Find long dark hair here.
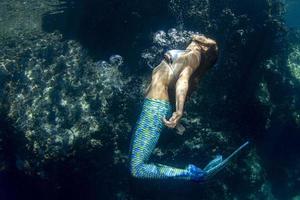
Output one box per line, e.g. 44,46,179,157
187,43,219,96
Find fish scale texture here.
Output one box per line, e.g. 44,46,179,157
130,98,205,180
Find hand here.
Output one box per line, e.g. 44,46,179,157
163,111,183,128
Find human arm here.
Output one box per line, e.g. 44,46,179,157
163,66,194,128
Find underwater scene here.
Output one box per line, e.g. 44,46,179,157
1,0,300,199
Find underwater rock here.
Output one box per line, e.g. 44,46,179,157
0,0,59,39
0,31,133,176
288,41,300,81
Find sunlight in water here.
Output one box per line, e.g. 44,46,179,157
285,0,300,28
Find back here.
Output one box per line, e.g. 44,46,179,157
145,49,201,100
153,50,200,85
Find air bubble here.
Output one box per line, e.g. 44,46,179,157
109,55,123,66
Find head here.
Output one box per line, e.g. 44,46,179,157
186,35,219,96
190,34,219,69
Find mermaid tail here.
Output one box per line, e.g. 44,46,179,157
203,141,249,179
130,98,191,179
130,98,206,180
203,155,223,172
184,141,249,182
185,164,206,181
129,98,249,181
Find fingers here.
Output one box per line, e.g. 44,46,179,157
163,111,183,128
163,117,175,128
162,117,170,125
162,117,177,128
169,112,180,121
169,114,180,123
168,116,176,122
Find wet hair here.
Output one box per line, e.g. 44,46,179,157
200,43,218,69
189,34,218,69
187,37,218,96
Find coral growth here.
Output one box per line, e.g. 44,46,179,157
0,31,132,175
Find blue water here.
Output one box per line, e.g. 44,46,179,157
285,0,300,28
1,0,300,199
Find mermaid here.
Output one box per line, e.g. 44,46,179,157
129,34,249,181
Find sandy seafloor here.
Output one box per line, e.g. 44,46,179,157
1,0,300,199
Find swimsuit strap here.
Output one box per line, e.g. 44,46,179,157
166,62,175,75
164,49,190,76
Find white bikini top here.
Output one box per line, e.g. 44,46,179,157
164,49,189,75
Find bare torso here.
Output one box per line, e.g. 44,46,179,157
143,35,218,128
146,47,202,101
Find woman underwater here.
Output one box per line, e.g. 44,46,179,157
129,34,249,181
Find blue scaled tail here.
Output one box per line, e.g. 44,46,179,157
130,98,192,180
129,98,249,181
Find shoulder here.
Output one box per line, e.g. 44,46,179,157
178,65,194,79
182,50,201,70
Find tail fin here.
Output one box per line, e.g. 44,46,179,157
204,141,249,179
